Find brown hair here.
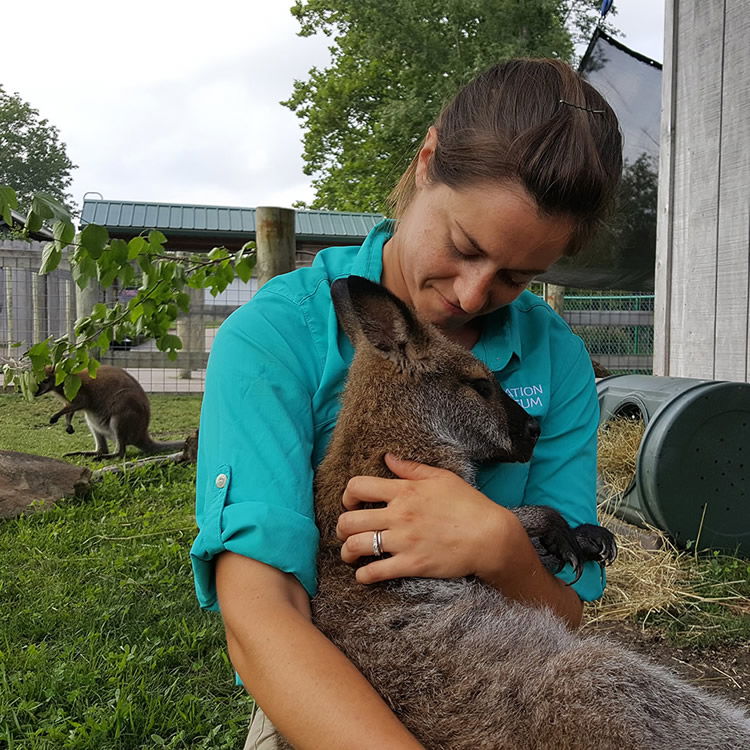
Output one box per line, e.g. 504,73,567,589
387,59,623,255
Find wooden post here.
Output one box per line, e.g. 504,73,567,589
32,273,47,343
255,207,296,288
176,285,205,379
4,268,13,348
75,279,102,342
544,283,566,317
66,278,76,344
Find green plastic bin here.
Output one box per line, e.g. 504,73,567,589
596,374,750,554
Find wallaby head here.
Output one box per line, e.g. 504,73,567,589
33,365,60,399
327,276,540,484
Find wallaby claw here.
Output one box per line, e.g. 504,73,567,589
513,505,584,581
574,524,618,567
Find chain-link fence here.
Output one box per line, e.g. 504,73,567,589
564,292,654,375
2,240,655,392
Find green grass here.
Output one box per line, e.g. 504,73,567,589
0,393,201,459
0,393,251,749
1,391,748,746
650,550,750,648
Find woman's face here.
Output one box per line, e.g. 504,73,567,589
382,133,575,337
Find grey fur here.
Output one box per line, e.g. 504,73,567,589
276,277,750,749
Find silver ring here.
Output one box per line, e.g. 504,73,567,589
372,529,384,558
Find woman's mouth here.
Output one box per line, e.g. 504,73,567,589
435,289,464,315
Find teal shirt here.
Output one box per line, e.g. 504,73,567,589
191,220,605,609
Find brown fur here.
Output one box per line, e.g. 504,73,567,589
35,365,185,459
274,277,750,749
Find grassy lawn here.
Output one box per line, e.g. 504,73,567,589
1,391,748,746
0,393,252,749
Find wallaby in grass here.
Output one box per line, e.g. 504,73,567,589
274,276,750,750
34,365,186,459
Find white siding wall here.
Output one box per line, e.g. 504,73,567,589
654,0,750,381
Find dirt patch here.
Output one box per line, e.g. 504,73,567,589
584,619,750,708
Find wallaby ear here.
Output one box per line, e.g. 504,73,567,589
330,276,431,372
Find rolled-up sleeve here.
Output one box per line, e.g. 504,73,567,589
191,288,322,610
524,340,605,602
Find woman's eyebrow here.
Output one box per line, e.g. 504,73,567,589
455,221,547,275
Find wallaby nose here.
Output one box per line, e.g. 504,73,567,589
525,417,541,444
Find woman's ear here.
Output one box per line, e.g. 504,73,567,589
415,126,438,189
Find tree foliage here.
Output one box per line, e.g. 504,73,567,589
285,0,611,212
0,187,255,400
0,86,76,213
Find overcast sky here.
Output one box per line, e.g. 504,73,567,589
1,0,665,212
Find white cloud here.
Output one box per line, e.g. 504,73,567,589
2,0,664,212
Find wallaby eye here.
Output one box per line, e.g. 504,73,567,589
467,378,494,400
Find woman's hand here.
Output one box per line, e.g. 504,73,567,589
336,453,520,585
335,453,584,628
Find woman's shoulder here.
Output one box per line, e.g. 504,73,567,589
509,291,589,374
266,245,361,297
225,244,361,324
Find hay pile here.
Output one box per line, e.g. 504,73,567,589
587,415,688,624
597,415,645,500
585,515,686,624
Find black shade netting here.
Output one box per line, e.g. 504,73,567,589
537,29,662,292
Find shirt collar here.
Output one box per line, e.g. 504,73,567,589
348,218,523,373
472,303,523,374
350,218,394,282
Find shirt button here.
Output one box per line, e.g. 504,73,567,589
215,473,227,489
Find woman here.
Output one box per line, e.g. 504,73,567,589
192,58,623,749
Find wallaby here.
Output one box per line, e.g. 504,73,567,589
274,276,750,749
34,365,186,459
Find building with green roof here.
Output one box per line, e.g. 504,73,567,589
81,198,384,267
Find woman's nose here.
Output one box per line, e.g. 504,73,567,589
455,271,495,314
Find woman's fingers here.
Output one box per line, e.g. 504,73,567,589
336,508,389,541
342,462,450,510
341,530,391,564
341,475,408,509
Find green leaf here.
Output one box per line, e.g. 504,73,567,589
87,357,101,378
95,330,111,350
26,209,43,233
109,238,129,264
63,373,82,401
127,236,147,260
52,219,75,247
207,247,229,261
0,185,18,227
40,243,62,274
31,193,70,222
148,229,167,245
235,256,256,283
27,338,51,373
80,223,109,259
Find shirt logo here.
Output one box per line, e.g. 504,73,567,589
505,384,544,410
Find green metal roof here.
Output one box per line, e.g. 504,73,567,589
80,199,384,243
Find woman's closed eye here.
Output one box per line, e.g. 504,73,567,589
497,270,533,289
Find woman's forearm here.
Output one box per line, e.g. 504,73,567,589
216,552,423,750
476,509,584,628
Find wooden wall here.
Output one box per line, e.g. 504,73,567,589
654,0,750,381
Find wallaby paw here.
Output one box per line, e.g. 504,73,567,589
65,425,75,434
512,505,584,582
49,415,59,425
574,523,618,567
